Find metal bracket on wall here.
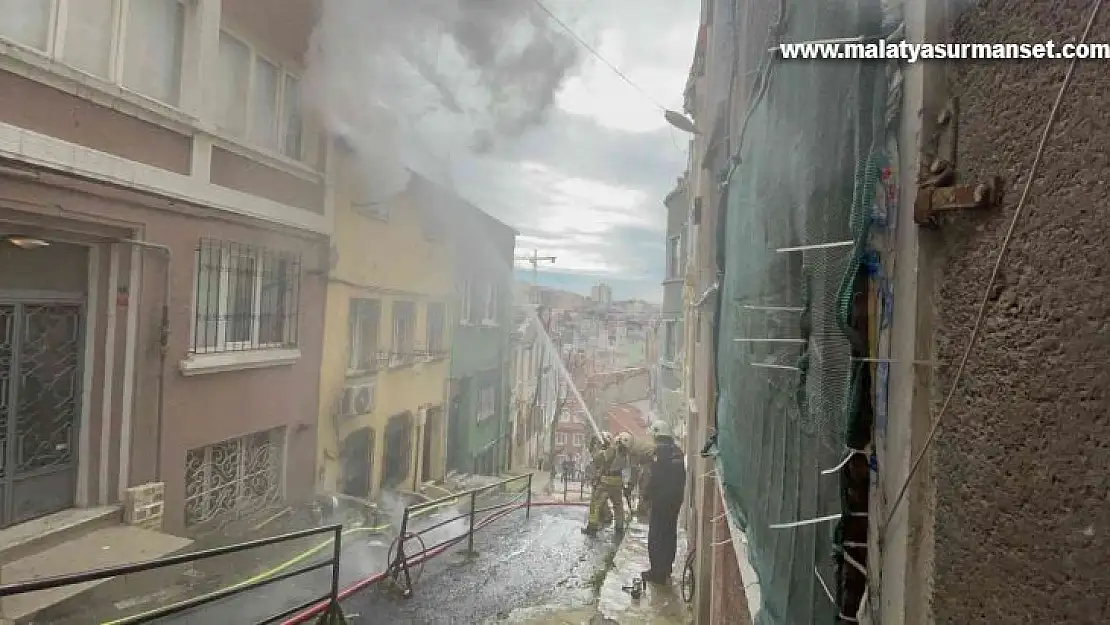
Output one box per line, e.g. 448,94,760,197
914,97,1004,227
914,175,1004,227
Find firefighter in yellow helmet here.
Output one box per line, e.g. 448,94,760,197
582,431,632,535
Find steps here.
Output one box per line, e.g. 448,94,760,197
0,508,192,623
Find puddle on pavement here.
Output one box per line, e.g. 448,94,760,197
597,521,692,625
492,519,691,625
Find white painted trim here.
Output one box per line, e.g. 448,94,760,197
0,121,331,235
99,243,120,506
76,244,100,508
118,244,141,497
178,348,301,376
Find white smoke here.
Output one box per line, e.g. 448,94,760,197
304,0,587,204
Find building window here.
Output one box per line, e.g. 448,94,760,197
348,298,381,372
191,239,301,354
555,432,567,446
391,300,416,365
426,302,446,355
666,235,682,279
63,0,116,78
216,31,250,135
573,433,584,447
663,320,678,363
122,0,184,104
461,279,482,324
382,412,413,488
1,0,184,104
184,427,286,528
478,385,495,421
282,74,303,159
483,283,499,324
215,29,304,159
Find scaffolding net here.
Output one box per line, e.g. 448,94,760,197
713,0,890,623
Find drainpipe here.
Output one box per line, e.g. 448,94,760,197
114,238,171,483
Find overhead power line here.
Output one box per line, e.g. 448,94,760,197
529,0,669,112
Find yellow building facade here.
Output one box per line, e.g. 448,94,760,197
316,150,454,500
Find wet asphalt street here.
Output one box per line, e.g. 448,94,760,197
151,504,614,625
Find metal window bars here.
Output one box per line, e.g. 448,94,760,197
192,239,301,354
184,427,286,529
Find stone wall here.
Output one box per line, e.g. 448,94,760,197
930,2,1110,622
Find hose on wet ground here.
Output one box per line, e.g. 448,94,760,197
280,500,591,625
100,490,466,625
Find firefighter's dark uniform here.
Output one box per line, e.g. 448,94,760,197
641,434,686,582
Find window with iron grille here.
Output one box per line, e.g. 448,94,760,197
426,302,446,354
184,427,286,528
348,298,382,372
192,239,300,353
391,300,416,365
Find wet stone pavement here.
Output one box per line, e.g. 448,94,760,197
500,519,692,625
344,506,616,624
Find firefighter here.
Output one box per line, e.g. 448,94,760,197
586,433,613,525
629,437,655,517
641,420,686,583
582,431,631,535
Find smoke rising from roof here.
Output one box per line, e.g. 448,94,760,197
304,0,585,203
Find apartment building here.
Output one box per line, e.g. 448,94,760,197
446,198,517,476
658,176,688,433
507,314,542,472
681,0,761,621
0,0,330,536
314,164,456,501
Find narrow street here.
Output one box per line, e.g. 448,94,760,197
340,506,614,624
143,505,613,625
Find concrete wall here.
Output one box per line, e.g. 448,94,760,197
925,3,1110,623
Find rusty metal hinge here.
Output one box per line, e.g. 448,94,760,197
914,98,1004,227
914,174,1004,227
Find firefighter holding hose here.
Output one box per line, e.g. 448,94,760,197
582,431,632,536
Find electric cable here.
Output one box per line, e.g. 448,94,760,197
528,0,670,113
879,0,1103,538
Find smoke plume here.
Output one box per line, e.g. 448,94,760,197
304,0,585,203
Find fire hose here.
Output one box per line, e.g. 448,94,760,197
280,499,590,625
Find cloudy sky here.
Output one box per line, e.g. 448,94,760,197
311,0,699,302
467,1,699,302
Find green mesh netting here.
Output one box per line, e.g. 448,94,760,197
713,0,887,622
